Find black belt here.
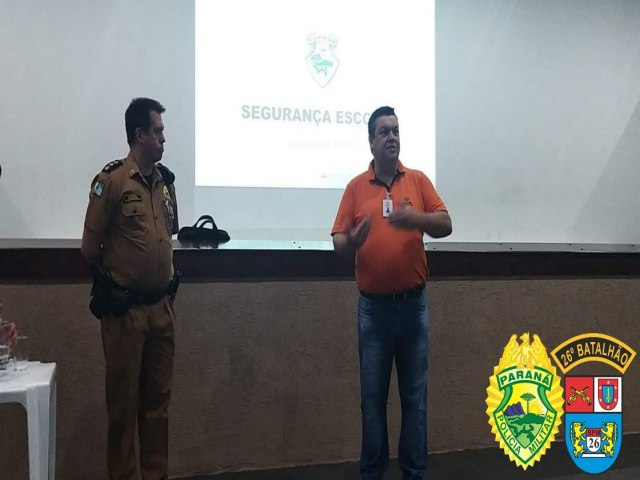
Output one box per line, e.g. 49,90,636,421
360,283,425,302
129,288,169,306
127,274,180,306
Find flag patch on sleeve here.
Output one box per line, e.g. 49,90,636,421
92,181,105,197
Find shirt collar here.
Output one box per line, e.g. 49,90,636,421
124,151,161,182
367,159,406,181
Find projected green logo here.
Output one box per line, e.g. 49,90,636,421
306,34,339,88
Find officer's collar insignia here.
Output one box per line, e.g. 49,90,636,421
122,191,143,203
486,332,564,470
128,168,136,177
92,181,105,197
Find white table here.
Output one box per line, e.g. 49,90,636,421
0,362,57,480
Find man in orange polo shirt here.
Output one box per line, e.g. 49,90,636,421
332,106,452,480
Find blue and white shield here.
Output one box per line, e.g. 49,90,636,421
565,413,621,474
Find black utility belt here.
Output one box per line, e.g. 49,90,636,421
123,287,169,306
360,283,425,302
120,273,181,306
89,272,181,319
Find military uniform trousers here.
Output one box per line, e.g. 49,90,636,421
101,297,176,480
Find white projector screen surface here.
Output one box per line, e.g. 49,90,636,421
1,0,639,246
195,0,436,190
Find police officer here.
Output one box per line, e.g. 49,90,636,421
81,97,179,480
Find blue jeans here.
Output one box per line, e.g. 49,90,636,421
358,290,429,480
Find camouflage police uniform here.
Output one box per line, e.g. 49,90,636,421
83,151,179,480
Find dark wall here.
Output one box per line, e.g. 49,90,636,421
1,276,638,479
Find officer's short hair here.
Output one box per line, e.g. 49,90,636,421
368,106,396,137
125,98,166,146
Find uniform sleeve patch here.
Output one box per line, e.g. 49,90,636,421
92,181,105,197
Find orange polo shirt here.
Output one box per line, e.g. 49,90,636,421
332,160,446,294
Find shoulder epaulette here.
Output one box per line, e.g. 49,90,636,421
102,159,124,173
157,163,175,185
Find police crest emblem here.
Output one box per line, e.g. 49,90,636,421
486,333,564,470
305,34,339,88
551,333,636,474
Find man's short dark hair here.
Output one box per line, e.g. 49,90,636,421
368,106,396,137
125,97,166,146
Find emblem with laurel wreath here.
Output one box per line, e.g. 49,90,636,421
486,333,564,470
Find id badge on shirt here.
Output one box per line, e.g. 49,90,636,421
382,195,393,218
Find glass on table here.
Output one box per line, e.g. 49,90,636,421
13,335,28,372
